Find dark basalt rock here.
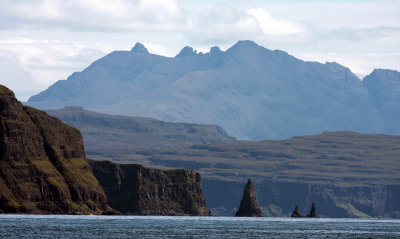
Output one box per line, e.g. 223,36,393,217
89,160,211,216
291,205,302,217
235,179,262,217
307,203,317,217
291,203,317,218
0,85,110,214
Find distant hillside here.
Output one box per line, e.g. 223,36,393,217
46,106,235,154
92,131,400,186
27,41,400,140
90,131,400,218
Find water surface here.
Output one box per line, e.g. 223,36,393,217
1,215,399,238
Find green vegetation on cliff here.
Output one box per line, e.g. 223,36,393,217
0,85,9,95
0,85,109,214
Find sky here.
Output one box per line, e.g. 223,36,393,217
0,0,399,101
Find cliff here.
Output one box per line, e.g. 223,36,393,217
0,85,109,214
113,131,400,217
89,160,211,216
235,179,262,217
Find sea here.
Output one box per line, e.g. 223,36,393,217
0,215,399,239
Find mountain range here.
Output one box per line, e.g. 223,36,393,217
26,40,400,140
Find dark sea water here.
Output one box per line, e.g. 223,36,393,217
0,215,399,239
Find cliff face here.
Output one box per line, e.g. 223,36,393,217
109,131,400,217
0,85,109,214
89,160,211,216
235,179,262,217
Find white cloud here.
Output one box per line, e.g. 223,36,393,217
247,8,301,36
0,38,106,100
0,50,42,100
294,51,400,77
143,43,176,57
0,0,188,32
0,0,399,100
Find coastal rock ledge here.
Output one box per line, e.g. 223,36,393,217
235,179,262,217
89,160,212,216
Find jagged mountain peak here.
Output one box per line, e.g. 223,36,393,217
227,40,262,52
233,40,259,48
365,68,400,79
176,46,197,58
363,68,400,84
25,41,400,140
210,46,222,54
131,42,149,54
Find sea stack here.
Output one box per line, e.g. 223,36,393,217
291,205,302,217
235,179,262,217
307,203,317,217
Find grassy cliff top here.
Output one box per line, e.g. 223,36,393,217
0,85,11,95
91,131,400,187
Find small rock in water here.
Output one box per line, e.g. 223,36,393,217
307,202,317,217
291,205,302,217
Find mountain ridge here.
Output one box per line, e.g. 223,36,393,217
26,40,400,140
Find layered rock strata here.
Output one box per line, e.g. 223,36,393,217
0,85,109,214
89,160,211,216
